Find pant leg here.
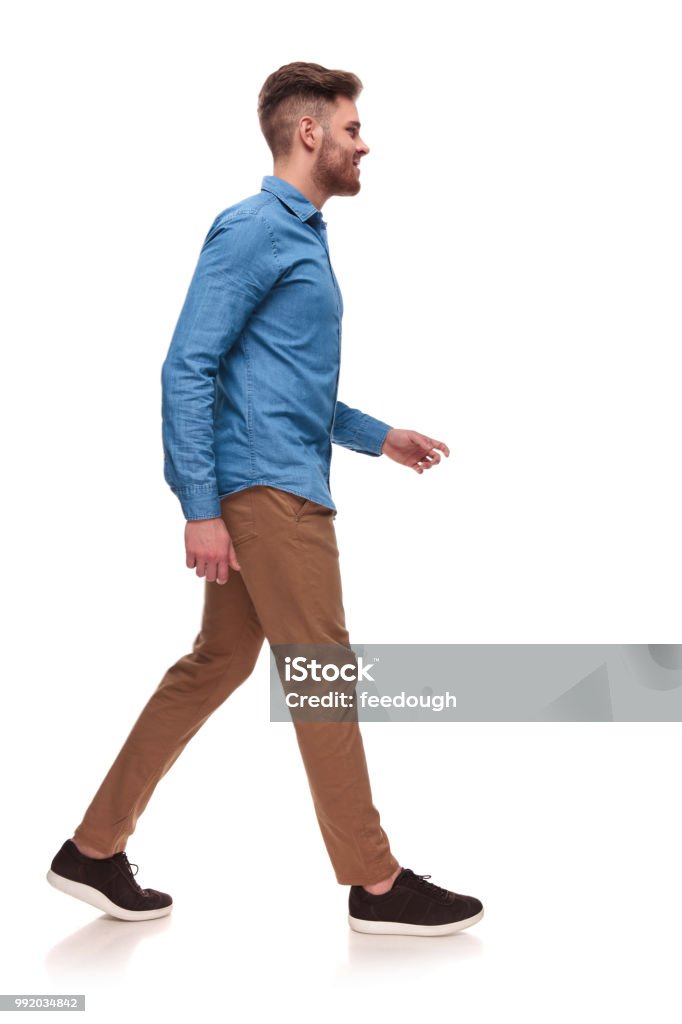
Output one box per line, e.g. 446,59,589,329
230,485,400,886
73,521,265,857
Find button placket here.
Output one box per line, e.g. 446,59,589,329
313,217,343,434
307,212,343,450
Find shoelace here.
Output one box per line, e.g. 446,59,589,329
408,872,451,900
116,851,144,893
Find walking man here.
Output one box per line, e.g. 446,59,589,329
47,61,484,936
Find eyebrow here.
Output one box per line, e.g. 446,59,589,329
346,120,361,129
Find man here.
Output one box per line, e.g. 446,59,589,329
47,61,484,936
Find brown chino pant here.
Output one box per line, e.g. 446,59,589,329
73,485,400,886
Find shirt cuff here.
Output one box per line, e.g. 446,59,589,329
358,416,393,456
176,491,222,521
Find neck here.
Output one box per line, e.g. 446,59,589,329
272,164,326,211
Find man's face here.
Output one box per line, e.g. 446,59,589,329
311,95,370,198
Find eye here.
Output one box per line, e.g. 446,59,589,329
347,128,357,137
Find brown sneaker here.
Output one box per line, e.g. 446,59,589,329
47,839,172,921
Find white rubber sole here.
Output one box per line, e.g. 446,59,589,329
46,869,173,922
348,907,484,936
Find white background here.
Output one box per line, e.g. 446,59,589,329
1,1,680,1021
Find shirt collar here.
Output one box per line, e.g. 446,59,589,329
260,175,323,225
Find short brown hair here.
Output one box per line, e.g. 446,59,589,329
258,61,363,160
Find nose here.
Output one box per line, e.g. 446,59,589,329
358,136,370,157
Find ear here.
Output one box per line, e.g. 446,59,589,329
298,115,321,153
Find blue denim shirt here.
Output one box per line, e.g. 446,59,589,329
161,175,393,521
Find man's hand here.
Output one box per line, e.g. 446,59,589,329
381,428,450,473
184,516,240,585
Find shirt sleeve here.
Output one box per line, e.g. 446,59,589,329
331,400,393,456
161,211,282,520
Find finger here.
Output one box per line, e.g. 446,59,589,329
228,544,241,572
418,437,449,458
196,559,207,579
216,558,230,585
204,559,219,584
186,551,197,569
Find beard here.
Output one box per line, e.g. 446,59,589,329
311,129,360,198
